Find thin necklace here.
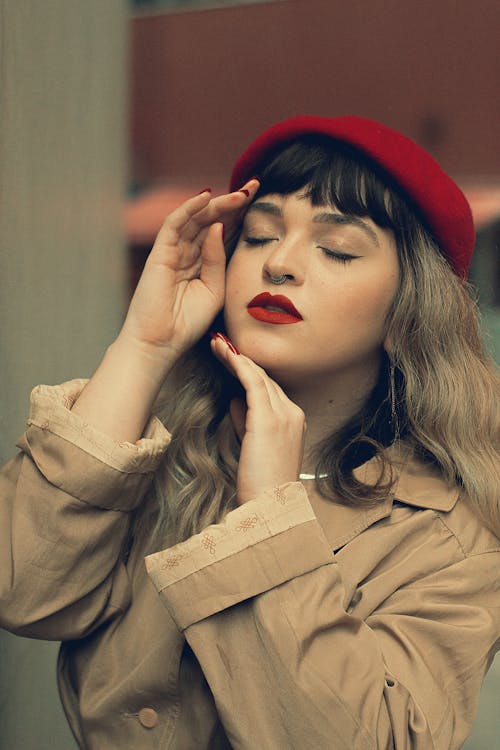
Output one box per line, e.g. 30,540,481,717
299,472,329,480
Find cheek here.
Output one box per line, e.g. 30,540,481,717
355,274,399,335
225,247,245,284
223,256,249,328
225,247,260,296
321,269,399,338
359,273,397,309
224,260,241,308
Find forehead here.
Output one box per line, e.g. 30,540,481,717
244,192,382,247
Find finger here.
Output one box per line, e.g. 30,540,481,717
202,178,260,220
210,334,284,398
155,190,213,246
181,179,260,243
229,397,247,442
152,179,259,260
216,179,261,244
210,337,277,412
199,223,226,302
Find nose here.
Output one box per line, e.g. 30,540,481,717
262,237,305,285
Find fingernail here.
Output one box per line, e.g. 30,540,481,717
238,189,250,197
197,187,212,195
250,176,260,182
210,331,240,355
222,335,240,355
210,331,228,346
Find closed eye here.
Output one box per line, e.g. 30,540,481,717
319,246,359,264
243,236,278,246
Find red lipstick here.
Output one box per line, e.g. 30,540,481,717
247,292,303,325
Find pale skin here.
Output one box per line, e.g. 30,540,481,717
72,181,399,505
71,182,259,450
224,191,400,470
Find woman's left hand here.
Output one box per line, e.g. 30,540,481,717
211,334,306,504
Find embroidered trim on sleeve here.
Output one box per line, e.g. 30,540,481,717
26,380,171,473
145,483,316,590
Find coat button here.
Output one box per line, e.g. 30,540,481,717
138,707,159,728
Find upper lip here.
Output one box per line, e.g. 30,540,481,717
247,292,303,319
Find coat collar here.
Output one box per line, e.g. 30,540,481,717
307,446,460,551
354,446,460,512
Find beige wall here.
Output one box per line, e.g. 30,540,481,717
0,2,127,747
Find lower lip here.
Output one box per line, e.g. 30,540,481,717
247,307,302,325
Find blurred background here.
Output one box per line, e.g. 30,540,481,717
0,1,498,747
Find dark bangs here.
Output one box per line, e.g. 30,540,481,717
253,135,420,239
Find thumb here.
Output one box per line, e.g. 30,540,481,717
199,222,226,300
229,397,247,443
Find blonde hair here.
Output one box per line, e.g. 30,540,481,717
132,348,240,550
132,140,499,552
388,226,499,531
314,222,499,534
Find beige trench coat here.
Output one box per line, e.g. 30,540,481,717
0,379,498,749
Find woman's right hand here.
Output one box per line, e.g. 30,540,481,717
70,180,259,444
117,179,259,373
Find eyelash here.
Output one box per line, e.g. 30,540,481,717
243,236,356,264
318,247,356,264
243,236,271,245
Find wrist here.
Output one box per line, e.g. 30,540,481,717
111,332,180,383
70,336,175,444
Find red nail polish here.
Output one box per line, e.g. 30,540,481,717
197,187,212,195
238,189,250,197
212,332,227,345
222,334,240,355
210,331,240,355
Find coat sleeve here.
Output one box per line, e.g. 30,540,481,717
145,483,500,750
0,379,170,641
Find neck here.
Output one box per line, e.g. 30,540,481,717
284,363,380,475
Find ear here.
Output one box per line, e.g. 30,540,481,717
383,332,394,356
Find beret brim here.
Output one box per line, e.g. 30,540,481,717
229,115,475,278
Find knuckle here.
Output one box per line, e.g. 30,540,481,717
254,378,267,392
291,404,305,422
279,410,305,433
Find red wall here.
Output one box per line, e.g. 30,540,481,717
130,0,500,186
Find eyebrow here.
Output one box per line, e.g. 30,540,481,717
313,212,379,247
246,201,380,247
245,201,282,218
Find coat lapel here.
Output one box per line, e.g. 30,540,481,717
306,446,460,551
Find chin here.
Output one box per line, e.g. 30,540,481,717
240,342,305,387
231,330,280,363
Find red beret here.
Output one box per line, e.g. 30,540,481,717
229,115,475,278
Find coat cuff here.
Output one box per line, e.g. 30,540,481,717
15,379,171,511
145,483,334,630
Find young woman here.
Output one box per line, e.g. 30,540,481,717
1,115,498,749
